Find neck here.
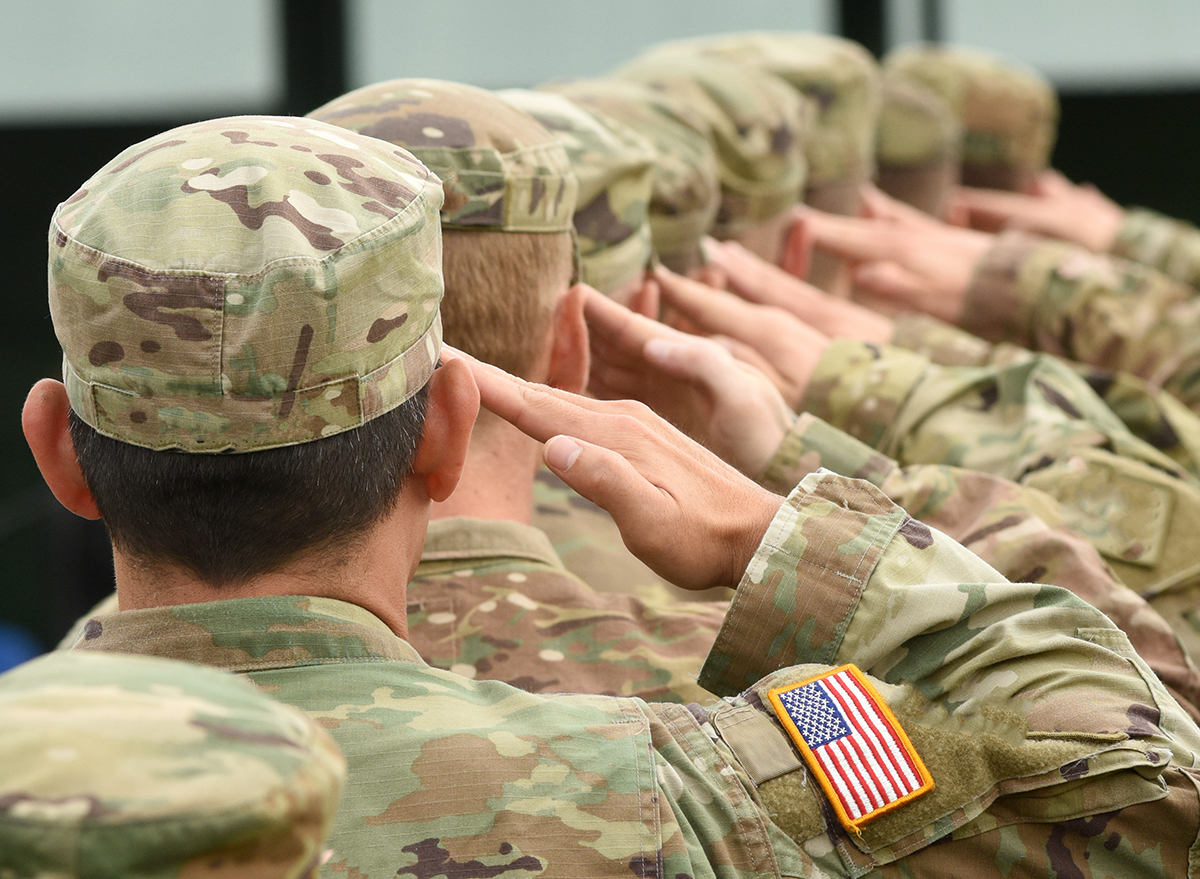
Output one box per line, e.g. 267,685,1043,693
113,482,431,639
431,417,540,524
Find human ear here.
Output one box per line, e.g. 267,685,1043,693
22,379,101,519
546,283,590,396
410,358,480,503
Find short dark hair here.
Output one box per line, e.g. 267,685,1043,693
68,387,428,587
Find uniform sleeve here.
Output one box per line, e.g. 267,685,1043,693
959,231,1200,412
889,314,1200,482
1112,206,1200,290
754,419,1200,722
801,338,1191,485
797,338,1200,665
689,470,1200,877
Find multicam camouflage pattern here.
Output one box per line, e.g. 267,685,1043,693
1112,206,1200,289
308,80,577,233
874,74,962,218
613,54,811,237
632,32,882,193
68,469,1200,878
963,230,1200,413
884,43,1058,191
760,412,1200,723
0,650,345,879
50,116,444,453
890,311,1200,481
802,338,1200,663
496,89,655,296
407,517,725,703
540,78,721,272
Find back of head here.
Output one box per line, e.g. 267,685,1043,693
632,31,882,217
498,88,655,299
541,77,721,275
52,116,445,584
614,53,812,239
884,43,1059,191
875,74,963,218
0,650,345,878
307,80,578,375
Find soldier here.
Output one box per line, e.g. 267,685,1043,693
307,80,725,699
0,650,344,878
28,115,1200,877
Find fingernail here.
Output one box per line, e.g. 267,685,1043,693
546,435,582,471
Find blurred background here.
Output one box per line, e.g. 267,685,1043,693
2,0,1198,657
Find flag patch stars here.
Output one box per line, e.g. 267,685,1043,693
768,664,933,832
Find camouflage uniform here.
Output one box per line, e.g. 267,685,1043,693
803,338,1200,660
890,311,1200,481
1112,207,1200,289
0,650,345,878
942,231,1200,415
49,117,1200,879
70,470,1200,879
539,77,721,273
407,516,726,703
758,412,1200,724
883,44,1058,192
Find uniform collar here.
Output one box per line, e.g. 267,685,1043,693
421,517,565,570
69,595,423,671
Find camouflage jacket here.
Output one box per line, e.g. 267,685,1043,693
407,516,726,703
891,311,1200,481
69,471,1200,878
760,412,1200,723
954,230,1200,413
1113,207,1200,291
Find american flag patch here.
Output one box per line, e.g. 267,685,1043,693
767,664,933,832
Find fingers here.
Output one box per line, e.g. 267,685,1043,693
859,184,934,227
797,206,905,263
465,353,615,444
653,264,780,343
952,186,1030,225
643,333,738,399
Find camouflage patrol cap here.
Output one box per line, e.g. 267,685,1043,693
632,32,881,198
884,44,1059,191
50,116,445,454
874,74,962,218
308,79,577,233
0,650,345,879
614,54,811,238
497,88,655,296
541,78,720,273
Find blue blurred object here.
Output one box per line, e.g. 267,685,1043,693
0,622,43,671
